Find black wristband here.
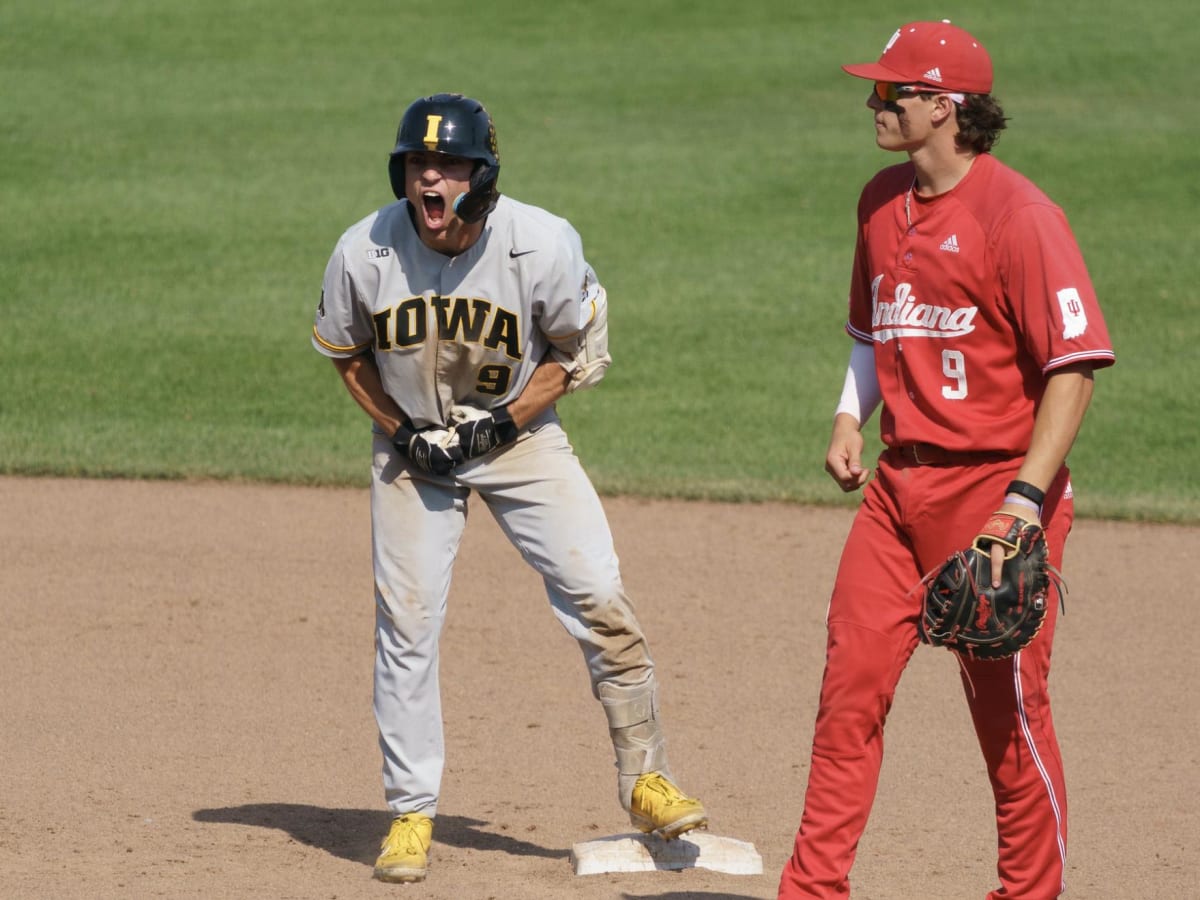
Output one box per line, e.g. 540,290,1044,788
491,405,519,445
391,422,416,454
1005,479,1045,507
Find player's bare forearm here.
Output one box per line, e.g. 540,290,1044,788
989,364,1096,585
825,413,870,492
506,355,571,429
331,354,407,435
1009,362,1096,499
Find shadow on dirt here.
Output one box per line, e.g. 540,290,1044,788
193,803,570,865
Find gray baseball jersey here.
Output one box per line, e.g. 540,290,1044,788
312,195,602,427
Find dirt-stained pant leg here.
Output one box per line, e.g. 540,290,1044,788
458,412,666,810
370,432,471,818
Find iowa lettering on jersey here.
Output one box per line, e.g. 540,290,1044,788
371,295,522,360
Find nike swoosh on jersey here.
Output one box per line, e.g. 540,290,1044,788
509,249,537,258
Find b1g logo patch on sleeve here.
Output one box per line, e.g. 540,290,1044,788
1057,287,1088,339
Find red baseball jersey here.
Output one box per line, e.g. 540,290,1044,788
846,152,1115,453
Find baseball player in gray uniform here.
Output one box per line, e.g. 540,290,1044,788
312,92,707,884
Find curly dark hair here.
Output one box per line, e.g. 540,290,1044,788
952,94,1008,153
911,90,1008,153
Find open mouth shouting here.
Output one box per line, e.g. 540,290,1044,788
403,150,478,252
421,190,448,230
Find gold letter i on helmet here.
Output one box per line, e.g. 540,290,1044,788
422,115,443,149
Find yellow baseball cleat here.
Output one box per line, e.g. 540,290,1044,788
373,813,433,883
629,772,708,840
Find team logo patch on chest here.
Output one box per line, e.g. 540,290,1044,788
870,276,978,343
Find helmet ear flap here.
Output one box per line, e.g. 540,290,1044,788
388,153,407,202
452,161,500,224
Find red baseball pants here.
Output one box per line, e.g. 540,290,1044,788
778,452,1073,899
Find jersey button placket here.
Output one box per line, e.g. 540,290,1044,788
897,227,916,270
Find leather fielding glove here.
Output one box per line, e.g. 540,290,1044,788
392,423,464,476
916,512,1065,660
453,405,519,460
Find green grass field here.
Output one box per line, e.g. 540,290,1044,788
2,0,1196,521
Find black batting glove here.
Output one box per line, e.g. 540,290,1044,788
454,405,519,460
392,423,464,476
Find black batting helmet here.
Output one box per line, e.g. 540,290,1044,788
388,93,500,224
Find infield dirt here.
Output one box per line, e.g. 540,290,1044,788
1,476,1194,899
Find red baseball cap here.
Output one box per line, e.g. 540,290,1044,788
842,20,993,94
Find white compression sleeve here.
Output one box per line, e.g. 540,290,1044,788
834,341,881,425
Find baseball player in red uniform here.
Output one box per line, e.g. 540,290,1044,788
777,22,1115,899
312,93,706,884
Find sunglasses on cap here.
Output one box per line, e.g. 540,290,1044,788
874,81,966,104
